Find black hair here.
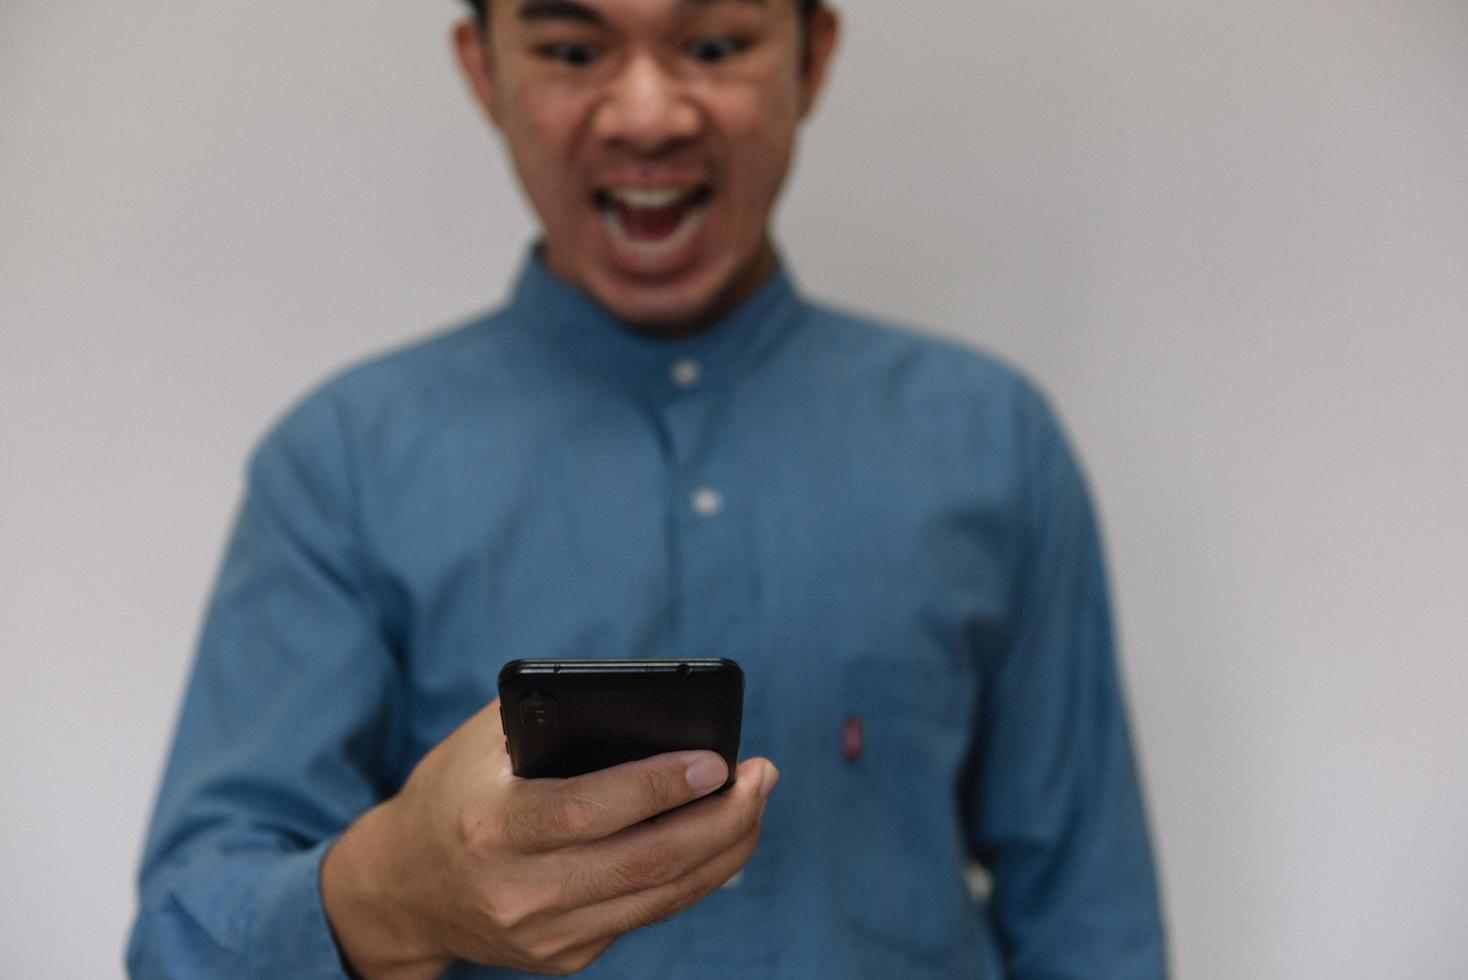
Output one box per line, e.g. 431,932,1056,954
462,0,822,22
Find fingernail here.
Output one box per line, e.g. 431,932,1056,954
759,764,779,800
685,756,727,793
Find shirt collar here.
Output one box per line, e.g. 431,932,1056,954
507,244,805,395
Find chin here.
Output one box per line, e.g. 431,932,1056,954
591,270,730,335
602,293,718,335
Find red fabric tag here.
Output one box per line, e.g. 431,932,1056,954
842,715,864,761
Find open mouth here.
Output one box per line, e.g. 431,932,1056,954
595,184,714,263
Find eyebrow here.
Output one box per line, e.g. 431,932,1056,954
519,1,603,25
518,0,765,25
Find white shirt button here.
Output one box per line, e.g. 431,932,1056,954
690,487,724,517
670,357,702,388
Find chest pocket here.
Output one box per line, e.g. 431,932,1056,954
832,656,979,962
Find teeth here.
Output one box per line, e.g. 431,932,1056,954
601,199,708,260
603,186,698,209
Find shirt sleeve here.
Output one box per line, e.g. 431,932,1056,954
128,388,399,979
965,383,1168,979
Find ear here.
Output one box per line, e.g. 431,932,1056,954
453,17,503,128
797,6,841,120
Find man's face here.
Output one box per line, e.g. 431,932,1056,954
455,0,839,333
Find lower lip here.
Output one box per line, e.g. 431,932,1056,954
597,199,712,279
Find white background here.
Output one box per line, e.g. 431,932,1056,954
3,1,1466,976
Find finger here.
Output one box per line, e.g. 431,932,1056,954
538,935,617,977
501,750,735,852
556,799,765,943
553,758,771,906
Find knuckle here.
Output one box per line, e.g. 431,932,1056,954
618,843,680,891
615,877,704,935
541,794,599,844
522,934,571,966
551,944,607,975
469,880,546,933
505,793,601,852
621,892,683,934
455,806,500,856
608,906,654,937
567,856,640,905
637,765,678,809
475,888,530,933
560,857,602,902
586,859,649,899
499,805,540,852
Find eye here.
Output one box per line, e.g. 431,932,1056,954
535,41,603,67
684,36,749,64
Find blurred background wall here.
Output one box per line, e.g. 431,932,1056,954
2,0,1465,975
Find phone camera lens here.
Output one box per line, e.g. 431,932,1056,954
519,694,560,729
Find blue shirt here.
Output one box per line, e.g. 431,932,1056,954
129,249,1166,978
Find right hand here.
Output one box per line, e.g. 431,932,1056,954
321,697,779,979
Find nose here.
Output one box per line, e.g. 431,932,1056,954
592,53,702,153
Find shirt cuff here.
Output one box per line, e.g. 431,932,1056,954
248,835,353,979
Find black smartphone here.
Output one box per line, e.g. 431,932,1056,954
498,658,744,790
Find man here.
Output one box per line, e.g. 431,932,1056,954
129,0,1166,976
